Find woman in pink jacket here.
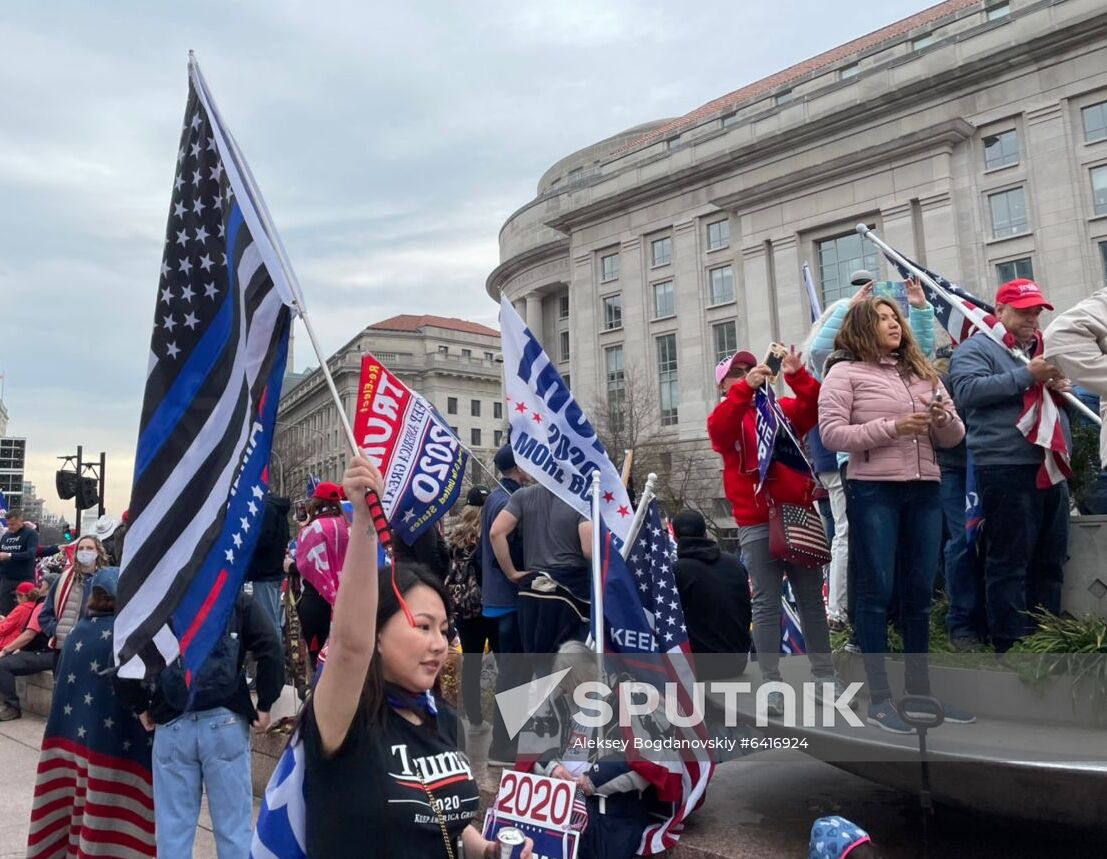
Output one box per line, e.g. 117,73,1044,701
818,298,971,734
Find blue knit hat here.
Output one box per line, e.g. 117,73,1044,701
91,566,120,600
809,816,871,859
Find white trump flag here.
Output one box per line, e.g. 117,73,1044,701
499,296,635,543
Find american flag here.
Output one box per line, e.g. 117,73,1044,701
883,253,996,345
599,500,714,855
114,57,296,681
780,581,807,655
883,251,1069,486
28,615,155,858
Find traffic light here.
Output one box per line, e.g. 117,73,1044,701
56,469,78,500
76,476,99,510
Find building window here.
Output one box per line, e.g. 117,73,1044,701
988,187,1029,238
912,33,935,51
449,425,459,437
568,167,583,182
558,294,570,319
839,62,860,80
651,236,673,268
1099,241,1107,284
601,253,620,282
775,90,794,106
471,428,482,447
438,345,449,355
1082,102,1107,143
1092,165,1107,216
706,219,730,251
713,321,738,364
447,397,458,415
605,345,626,434
652,280,675,318
657,334,679,427
983,129,1019,170
461,348,472,358
602,294,622,330
493,401,502,420
986,3,1010,21
708,265,735,305
484,351,494,360
996,257,1034,285
494,430,503,447
817,231,881,304
562,373,570,390
559,330,570,362
471,399,481,417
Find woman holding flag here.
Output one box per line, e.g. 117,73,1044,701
818,297,972,734
707,346,840,717
301,456,532,859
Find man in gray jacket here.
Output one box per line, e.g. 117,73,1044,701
950,278,1071,653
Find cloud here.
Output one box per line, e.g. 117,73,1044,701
1,0,930,516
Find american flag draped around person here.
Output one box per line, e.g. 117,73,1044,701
598,499,714,855
114,56,298,682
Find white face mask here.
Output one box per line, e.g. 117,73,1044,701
76,549,98,567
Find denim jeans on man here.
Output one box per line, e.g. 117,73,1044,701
975,464,1068,652
848,480,942,704
153,707,253,858
939,466,987,642
488,610,524,760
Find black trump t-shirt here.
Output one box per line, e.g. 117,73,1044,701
303,697,480,858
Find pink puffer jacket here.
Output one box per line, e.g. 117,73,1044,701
818,355,964,482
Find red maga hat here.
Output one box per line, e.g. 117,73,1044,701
312,481,346,503
996,278,1053,311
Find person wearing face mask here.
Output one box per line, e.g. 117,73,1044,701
38,535,108,653
820,298,970,734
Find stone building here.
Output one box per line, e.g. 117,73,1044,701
486,0,1107,533
275,315,503,498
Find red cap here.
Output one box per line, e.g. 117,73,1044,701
312,481,346,503
715,350,759,385
996,278,1053,311
15,582,36,596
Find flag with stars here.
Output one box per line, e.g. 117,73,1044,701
29,613,155,858
883,253,996,345
499,296,635,542
597,500,714,855
114,56,296,682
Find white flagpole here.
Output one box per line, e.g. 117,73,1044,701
857,224,1101,426
590,471,604,657
620,473,658,560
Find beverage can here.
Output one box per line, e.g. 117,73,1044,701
497,826,526,859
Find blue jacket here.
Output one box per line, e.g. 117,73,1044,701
806,426,839,474
0,527,39,582
480,478,523,611
949,334,1072,467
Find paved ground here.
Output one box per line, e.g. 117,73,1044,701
0,713,258,859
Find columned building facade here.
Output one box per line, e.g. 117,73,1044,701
276,315,503,499
487,0,1107,531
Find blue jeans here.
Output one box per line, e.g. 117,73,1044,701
939,467,987,642
847,480,942,705
153,707,253,859
251,578,284,649
975,465,1068,651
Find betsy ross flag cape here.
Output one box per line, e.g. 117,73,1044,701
114,56,297,682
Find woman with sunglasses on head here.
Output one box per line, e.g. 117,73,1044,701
302,456,532,859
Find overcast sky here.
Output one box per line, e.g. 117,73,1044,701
1,0,931,519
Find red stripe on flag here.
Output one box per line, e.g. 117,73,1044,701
179,567,229,654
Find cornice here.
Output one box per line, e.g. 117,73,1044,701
485,238,571,300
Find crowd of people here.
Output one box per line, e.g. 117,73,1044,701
4,271,1107,857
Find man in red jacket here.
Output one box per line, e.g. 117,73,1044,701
707,347,840,717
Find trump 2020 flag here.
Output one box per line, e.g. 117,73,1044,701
353,353,467,544
500,297,634,542
114,56,296,681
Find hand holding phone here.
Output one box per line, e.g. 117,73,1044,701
763,342,787,378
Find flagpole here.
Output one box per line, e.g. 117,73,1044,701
590,471,604,657
857,224,1101,426
620,473,658,561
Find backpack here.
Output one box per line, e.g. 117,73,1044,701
160,606,243,712
445,543,482,621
